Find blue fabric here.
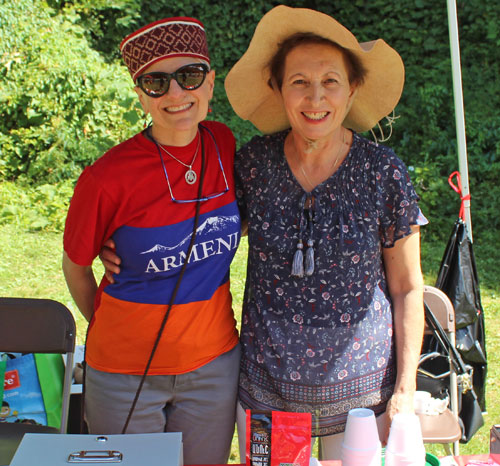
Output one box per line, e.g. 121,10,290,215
106,203,240,305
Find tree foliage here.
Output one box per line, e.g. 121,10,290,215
0,0,141,183
1,0,499,244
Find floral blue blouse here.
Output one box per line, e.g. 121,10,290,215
234,130,427,436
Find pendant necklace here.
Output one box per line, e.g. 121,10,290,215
298,128,346,191
157,132,201,185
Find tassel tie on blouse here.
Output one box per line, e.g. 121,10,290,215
291,193,316,277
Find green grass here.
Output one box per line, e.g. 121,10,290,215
0,223,498,459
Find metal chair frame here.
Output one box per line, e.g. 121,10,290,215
419,285,461,456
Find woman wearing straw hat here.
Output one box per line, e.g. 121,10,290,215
225,5,427,459
62,17,241,464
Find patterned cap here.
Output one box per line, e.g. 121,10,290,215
120,17,210,81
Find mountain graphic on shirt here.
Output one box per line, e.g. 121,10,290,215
140,215,239,254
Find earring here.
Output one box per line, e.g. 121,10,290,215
143,113,152,128
208,105,213,114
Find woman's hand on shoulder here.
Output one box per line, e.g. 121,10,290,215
241,219,248,237
99,238,121,283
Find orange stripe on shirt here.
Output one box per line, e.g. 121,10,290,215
85,281,238,375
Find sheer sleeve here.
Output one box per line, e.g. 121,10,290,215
374,150,428,248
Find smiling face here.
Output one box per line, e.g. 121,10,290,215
136,56,215,145
279,43,356,144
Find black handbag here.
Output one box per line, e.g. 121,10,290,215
459,387,484,443
418,304,484,443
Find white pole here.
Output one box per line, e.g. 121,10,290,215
446,0,473,240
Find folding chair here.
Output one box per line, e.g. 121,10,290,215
0,298,76,465
417,285,461,456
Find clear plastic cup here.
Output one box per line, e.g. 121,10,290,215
342,408,381,450
341,408,382,466
385,413,426,466
341,444,382,466
385,449,426,466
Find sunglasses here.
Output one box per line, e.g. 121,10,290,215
136,63,209,98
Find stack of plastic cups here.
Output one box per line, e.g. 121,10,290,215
341,408,381,466
385,413,426,466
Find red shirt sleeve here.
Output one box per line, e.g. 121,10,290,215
63,166,117,266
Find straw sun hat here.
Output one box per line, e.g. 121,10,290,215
224,5,405,134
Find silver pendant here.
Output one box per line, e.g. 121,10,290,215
185,169,197,184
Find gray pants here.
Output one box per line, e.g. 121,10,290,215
85,344,240,465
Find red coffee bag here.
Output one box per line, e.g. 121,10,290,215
246,410,312,466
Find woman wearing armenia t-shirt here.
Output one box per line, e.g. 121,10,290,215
62,17,240,465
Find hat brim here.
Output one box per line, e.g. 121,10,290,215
224,5,405,134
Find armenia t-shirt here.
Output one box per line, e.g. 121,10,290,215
64,121,240,375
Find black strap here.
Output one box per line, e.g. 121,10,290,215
424,303,468,376
121,127,207,433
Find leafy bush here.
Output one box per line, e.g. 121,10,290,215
0,180,73,232
0,0,142,184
